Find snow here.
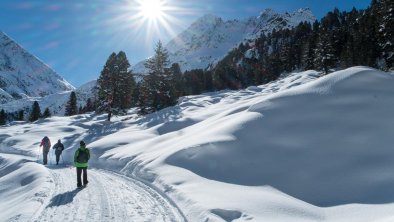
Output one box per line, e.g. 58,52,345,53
244,48,259,59
1,79,96,116
133,8,316,75
0,87,13,104
0,154,51,221
0,32,74,101
2,67,394,221
33,167,185,221
0,31,88,115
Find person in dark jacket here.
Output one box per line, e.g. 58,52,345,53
74,140,90,188
52,139,64,165
40,136,51,165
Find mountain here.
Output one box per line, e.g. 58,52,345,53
0,32,94,116
133,8,316,74
0,32,74,103
1,80,96,116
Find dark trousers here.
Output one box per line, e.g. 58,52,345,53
76,167,88,186
43,151,48,165
55,154,61,164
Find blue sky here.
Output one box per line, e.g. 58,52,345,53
0,0,371,87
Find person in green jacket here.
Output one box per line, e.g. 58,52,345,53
74,140,90,188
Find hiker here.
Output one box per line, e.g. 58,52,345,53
52,139,64,165
74,140,90,188
40,136,51,165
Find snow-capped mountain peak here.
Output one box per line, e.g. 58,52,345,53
195,14,223,25
133,8,316,74
0,31,74,104
258,8,277,18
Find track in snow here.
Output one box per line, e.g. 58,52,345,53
31,166,186,222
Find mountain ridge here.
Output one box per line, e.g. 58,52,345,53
132,8,316,74
0,31,74,103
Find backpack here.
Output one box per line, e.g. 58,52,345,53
42,137,51,151
56,144,63,151
77,149,89,163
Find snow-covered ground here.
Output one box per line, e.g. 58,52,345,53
1,80,96,116
2,67,394,221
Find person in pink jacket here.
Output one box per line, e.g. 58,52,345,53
40,136,51,165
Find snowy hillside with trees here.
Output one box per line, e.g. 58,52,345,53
0,0,393,221
0,31,87,118
1,0,391,123
1,80,96,117
133,8,316,74
2,67,394,221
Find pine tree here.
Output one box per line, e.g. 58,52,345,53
96,52,136,112
78,105,83,114
139,41,172,113
17,110,24,121
116,51,135,109
84,98,94,112
184,69,206,94
0,109,6,125
97,53,117,112
138,76,154,114
29,101,41,122
169,63,184,99
377,0,394,70
43,108,51,118
65,91,78,116
203,70,214,92
314,32,337,74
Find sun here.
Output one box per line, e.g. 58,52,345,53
107,0,194,49
139,0,164,20
127,0,182,40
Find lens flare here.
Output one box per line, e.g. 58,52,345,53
80,0,198,59
108,0,192,49
139,0,164,20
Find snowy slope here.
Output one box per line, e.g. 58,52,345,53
3,67,394,221
0,32,74,102
133,8,316,74
1,80,96,116
0,154,50,221
0,87,13,103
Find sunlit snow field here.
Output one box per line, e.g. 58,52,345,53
2,67,394,221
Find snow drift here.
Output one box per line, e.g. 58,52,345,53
0,154,51,221
2,67,394,221
168,67,394,207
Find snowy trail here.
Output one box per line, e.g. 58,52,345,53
31,166,186,222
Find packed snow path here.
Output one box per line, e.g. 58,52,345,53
31,166,186,222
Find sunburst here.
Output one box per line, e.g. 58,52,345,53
98,0,197,56
138,0,165,21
